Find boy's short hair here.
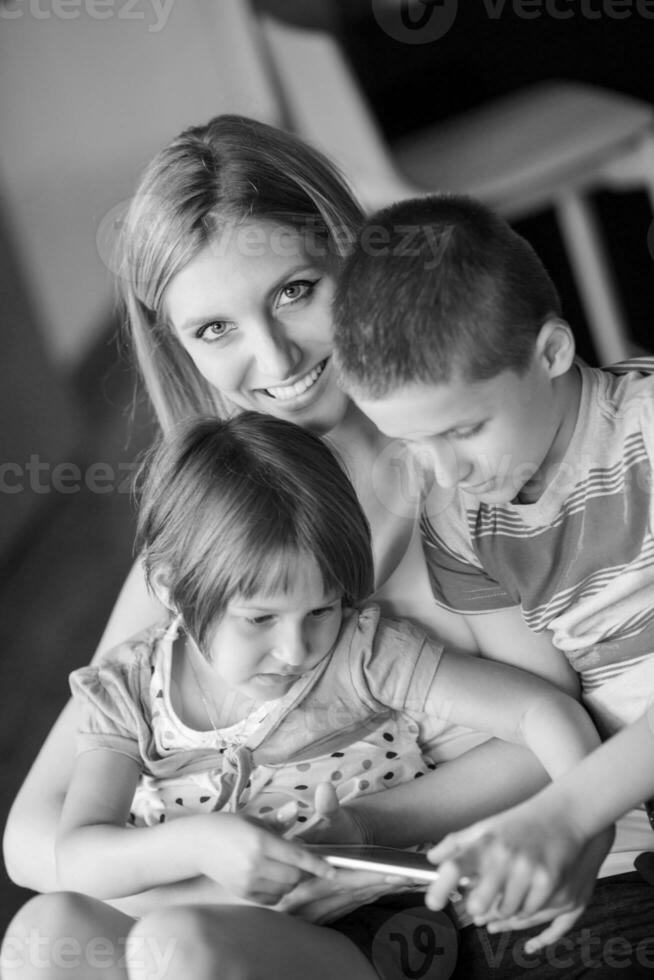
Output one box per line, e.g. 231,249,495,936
135,413,373,653
333,195,562,399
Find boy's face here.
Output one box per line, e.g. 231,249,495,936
357,355,575,505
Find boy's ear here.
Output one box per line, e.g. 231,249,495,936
535,317,576,378
148,566,177,613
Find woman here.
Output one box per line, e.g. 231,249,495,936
3,115,646,980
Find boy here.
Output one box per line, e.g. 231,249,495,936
332,194,654,947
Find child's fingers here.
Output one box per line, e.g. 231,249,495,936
277,869,400,922
523,906,585,954
427,832,469,865
264,833,335,880
491,857,539,921
486,900,576,936
519,866,559,918
313,781,340,820
465,849,510,922
275,801,300,828
425,859,463,910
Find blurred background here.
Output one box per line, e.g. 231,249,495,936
1,0,653,931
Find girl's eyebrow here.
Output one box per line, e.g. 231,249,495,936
230,593,340,613
175,265,321,335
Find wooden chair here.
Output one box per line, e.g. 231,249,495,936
250,3,654,364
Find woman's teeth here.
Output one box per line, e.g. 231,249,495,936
264,360,326,401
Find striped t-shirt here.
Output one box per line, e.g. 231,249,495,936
420,358,654,728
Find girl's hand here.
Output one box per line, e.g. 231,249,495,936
277,867,414,924
277,784,413,923
295,783,371,845
424,802,599,926
191,813,333,905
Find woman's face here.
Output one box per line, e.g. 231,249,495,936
164,220,350,434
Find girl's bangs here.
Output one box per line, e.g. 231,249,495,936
235,544,321,600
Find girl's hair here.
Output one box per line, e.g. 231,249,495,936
135,412,374,653
119,114,364,431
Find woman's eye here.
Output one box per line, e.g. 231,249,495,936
277,279,318,308
196,321,233,343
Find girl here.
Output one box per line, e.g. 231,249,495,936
55,412,599,979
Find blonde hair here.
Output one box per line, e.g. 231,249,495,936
118,115,364,432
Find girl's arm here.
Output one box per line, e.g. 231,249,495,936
465,607,580,697
423,649,600,778
56,749,332,903
3,559,166,892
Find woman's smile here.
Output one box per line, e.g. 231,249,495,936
258,357,329,405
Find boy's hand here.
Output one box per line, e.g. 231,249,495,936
191,813,333,905
481,826,613,951
425,801,605,928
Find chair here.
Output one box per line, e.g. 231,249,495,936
249,2,654,365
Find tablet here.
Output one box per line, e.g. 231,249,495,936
308,844,441,884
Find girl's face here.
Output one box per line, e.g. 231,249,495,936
203,554,344,703
164,220,350,435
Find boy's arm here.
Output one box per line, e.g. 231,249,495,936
425,700,654,946
56,749,331,902
513,705,654,844
465,607,579,696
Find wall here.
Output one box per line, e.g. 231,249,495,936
0,0,278,369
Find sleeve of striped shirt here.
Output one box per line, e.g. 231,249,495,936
419,503,515,614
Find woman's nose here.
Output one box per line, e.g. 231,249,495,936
253,322,302,379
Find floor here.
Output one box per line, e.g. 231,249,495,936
0,343,155,932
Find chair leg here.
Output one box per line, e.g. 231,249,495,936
637,132,654,214
554,191,632,366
